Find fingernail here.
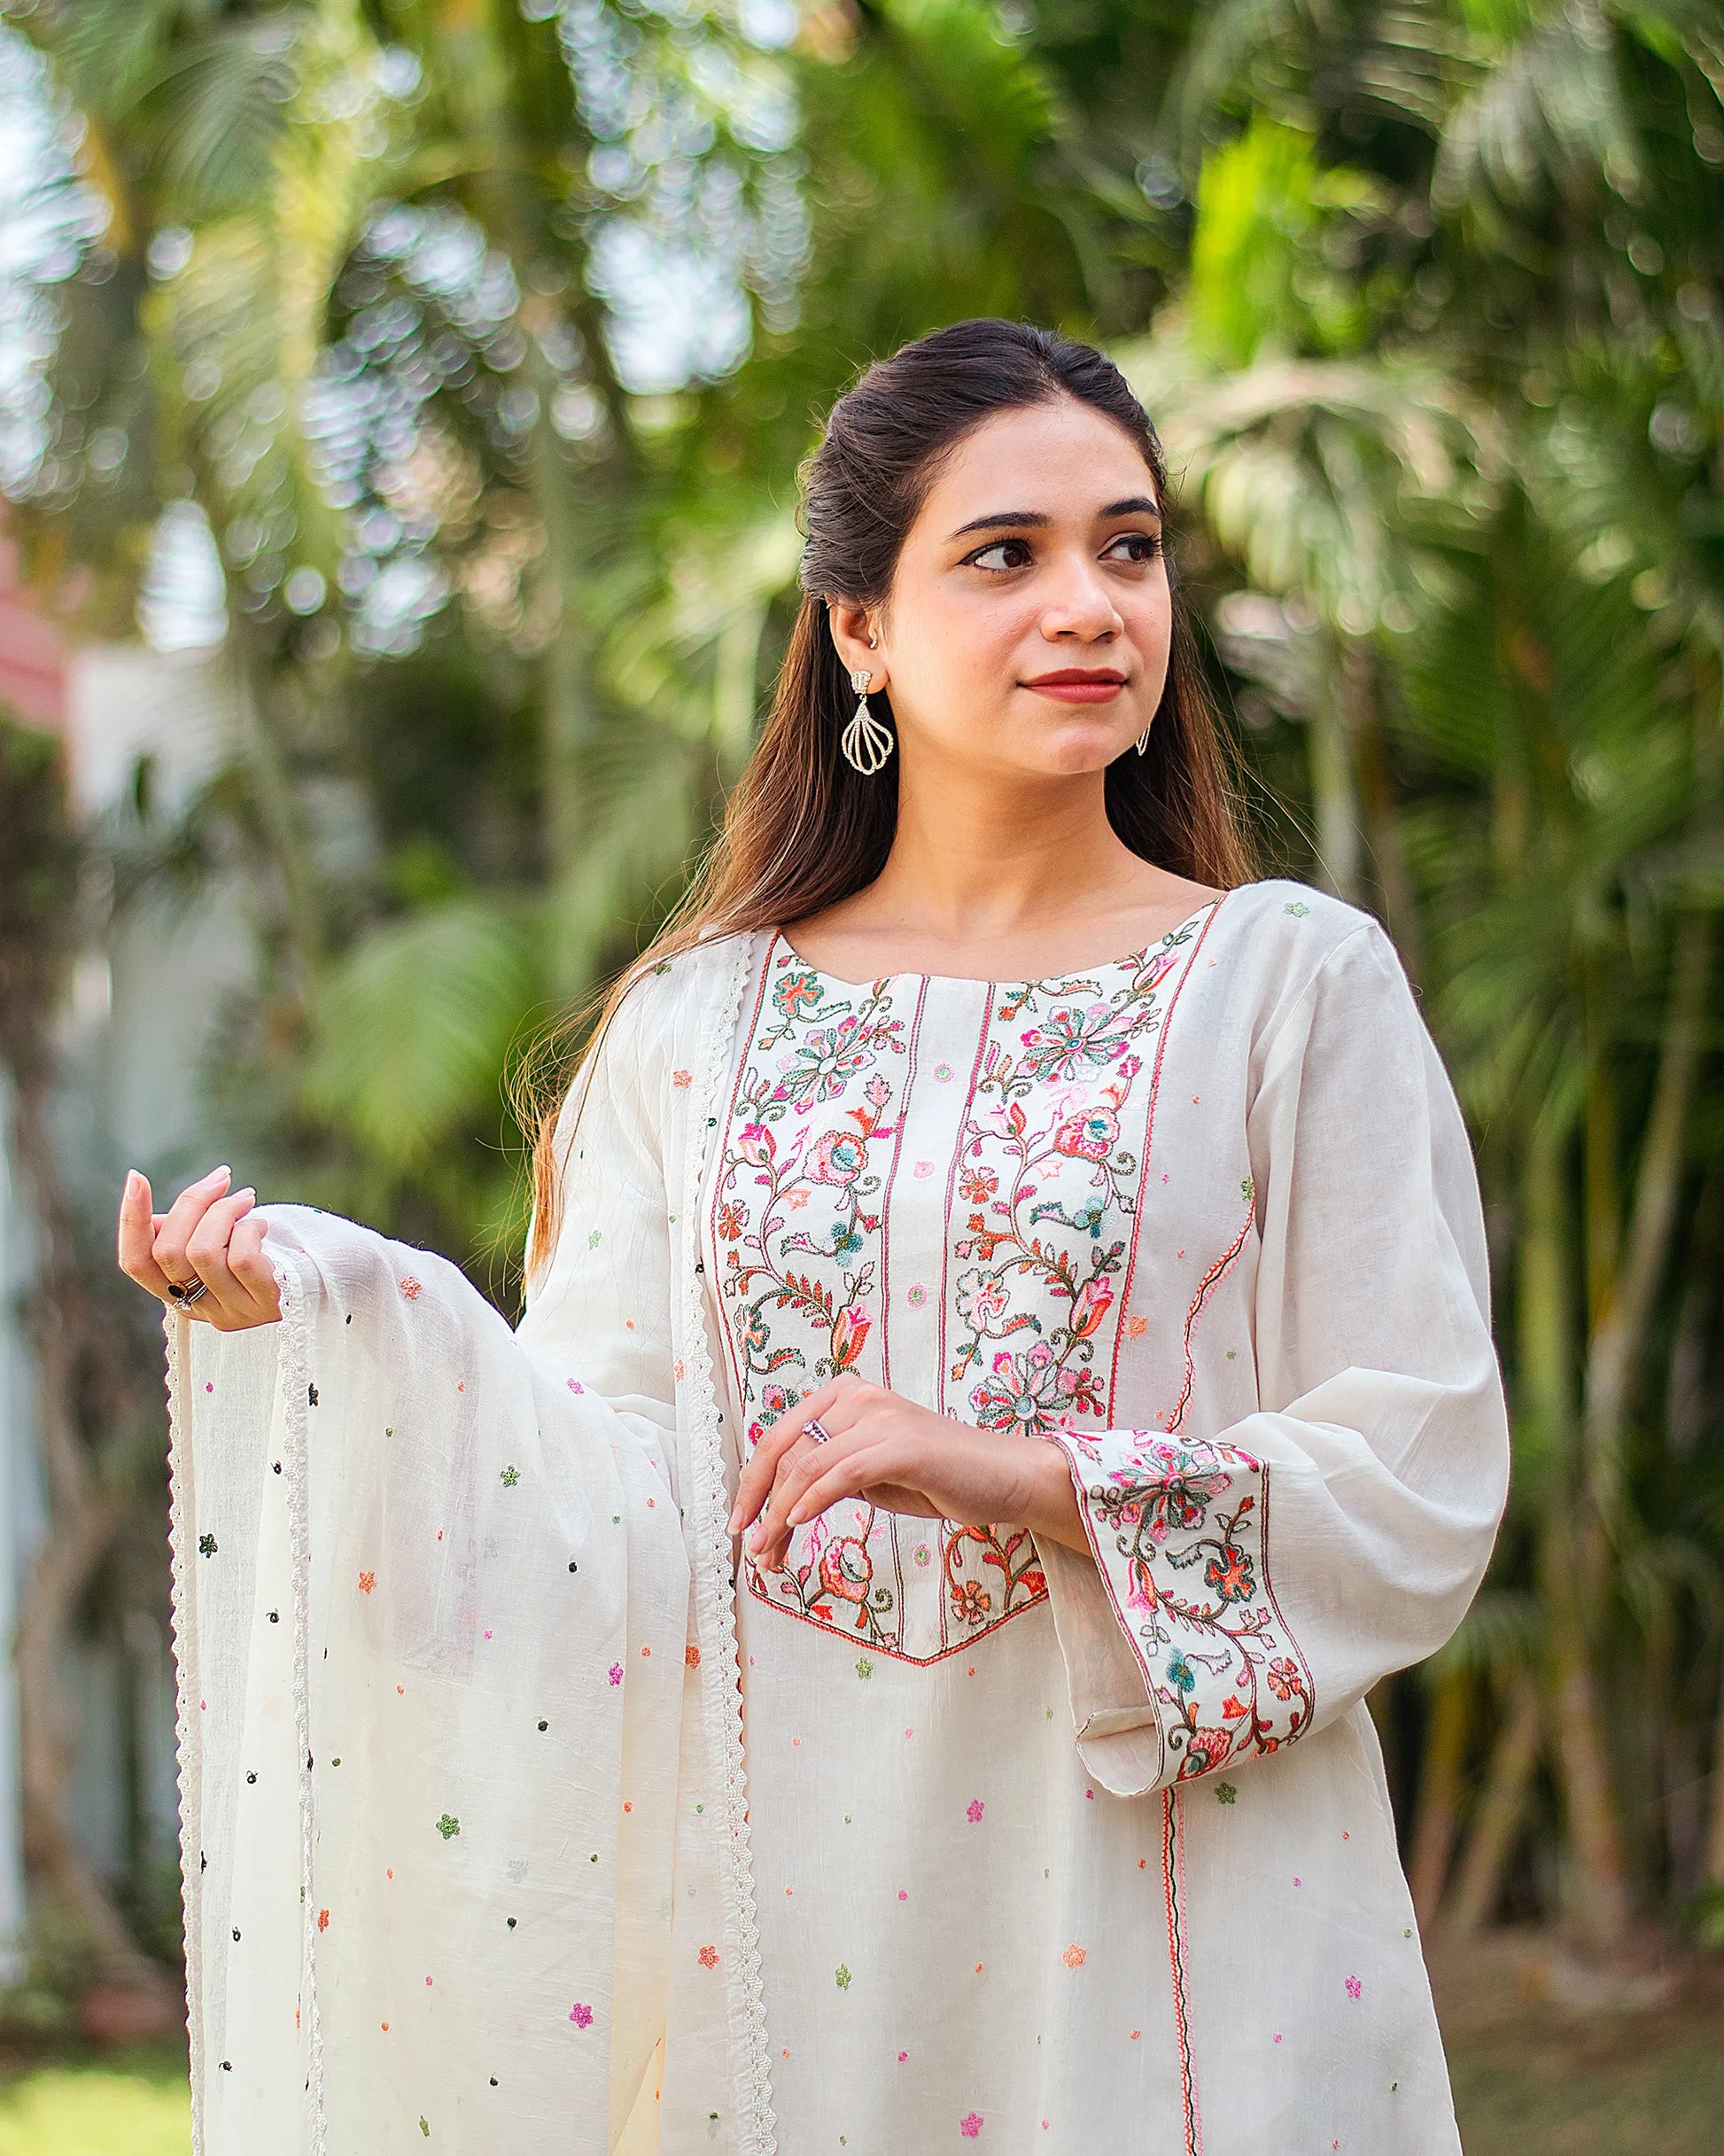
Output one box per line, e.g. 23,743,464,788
235,1187,256,1203
746,1523,764,1551
209,1164,231,1182
726,1509,740,1533
123,1169,139,1197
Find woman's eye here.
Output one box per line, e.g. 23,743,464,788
967,539,1034,571
1105,531,1163,564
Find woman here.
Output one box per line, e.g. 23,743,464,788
120,320,1509,2155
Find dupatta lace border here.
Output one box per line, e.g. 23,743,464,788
164,1308,206,2156
680,928,779,2155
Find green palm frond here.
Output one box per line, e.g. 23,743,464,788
303,895,540,1171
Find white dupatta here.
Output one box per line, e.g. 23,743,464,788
166,930,773,2154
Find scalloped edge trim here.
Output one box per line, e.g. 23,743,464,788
164,1307,206,2156
680,929,778,2155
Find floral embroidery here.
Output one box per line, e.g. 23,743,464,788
711,922,1216,1664
568,2002,593,2028
1057,1428,1314,1782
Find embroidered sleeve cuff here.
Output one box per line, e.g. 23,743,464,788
1040,1428,1314,1797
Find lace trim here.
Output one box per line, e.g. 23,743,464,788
163,1310,206,2156
273,1245,328,2152
680,930,778,2154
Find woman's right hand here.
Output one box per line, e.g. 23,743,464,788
117,1164,283,1329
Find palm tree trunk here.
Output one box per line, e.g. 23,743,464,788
1580,911,1711,1541
1521,1115,1631,1944
1444,1670,1542,1936
1409,1666,1470,1925
1308,643,1364,904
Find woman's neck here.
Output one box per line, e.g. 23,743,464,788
784,767,1223,982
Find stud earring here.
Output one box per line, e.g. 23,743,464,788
842,667,895,774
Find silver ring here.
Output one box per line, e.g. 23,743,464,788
804,1416,834,1446
165,1276,208,1307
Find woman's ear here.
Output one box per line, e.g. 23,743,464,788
826,598,882,685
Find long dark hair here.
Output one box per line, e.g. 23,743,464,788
522,317,1253,1278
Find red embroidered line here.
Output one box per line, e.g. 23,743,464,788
742,1564,1046,1663
1162,1788,1203,2156
1164,1203,1255,1435
1106,897,1228,1415
709,939,778,1439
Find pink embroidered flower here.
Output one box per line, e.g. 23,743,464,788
1061,1943,1086,1969
830,1302,871,1370
357,1570,376,1594
672,1067,693,1088
607,1662,623,1685
399,1276,423,1301
1052,1105,1121,1162
970,1339,1103,1436
568,2002,594,2028
1068,1278,1114,1341
966,1799,984,1824
810,1128,867,1186
1268,1657,1305,1701
697,1944,719,1969
954,1269,1012,1335
960,2115,983,2138
959,1164,998,1204
1181,1727,1233,1777
1345,1974,1363,2001
735,1123,775,1167
818,1537,874,1605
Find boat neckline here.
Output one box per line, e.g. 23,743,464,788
771,892,1227,992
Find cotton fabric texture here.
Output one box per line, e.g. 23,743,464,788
166,878,1510,2155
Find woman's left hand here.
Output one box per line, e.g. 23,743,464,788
726,1373,1086,1567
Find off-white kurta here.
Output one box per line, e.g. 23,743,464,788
167,877,1508,2156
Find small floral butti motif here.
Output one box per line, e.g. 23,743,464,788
709,915,1215,1662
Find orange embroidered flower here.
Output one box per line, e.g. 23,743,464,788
1126,1314,1149,1338
1061,1942,1086,1969
317,1909,330,1931
685,1644,702,1667
358,1570,376,1594
672,1069,693,1088
400,1276,423,1301
697,1944,719,1969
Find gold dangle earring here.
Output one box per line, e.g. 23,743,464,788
842,666,896,774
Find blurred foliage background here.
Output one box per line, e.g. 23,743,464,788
1,0,1722,2065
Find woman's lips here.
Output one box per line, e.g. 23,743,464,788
1027,681,1123,704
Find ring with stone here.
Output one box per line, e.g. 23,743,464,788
165,1276,209,1307
804,1416,834,1445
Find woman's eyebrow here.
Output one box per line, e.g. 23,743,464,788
948,495,1162,541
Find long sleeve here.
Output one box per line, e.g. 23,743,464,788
515,969,682,1506
1039,917,1510,1798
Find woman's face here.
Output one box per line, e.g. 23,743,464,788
830,395,1173,780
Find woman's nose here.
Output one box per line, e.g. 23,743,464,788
1038,554,1122,640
